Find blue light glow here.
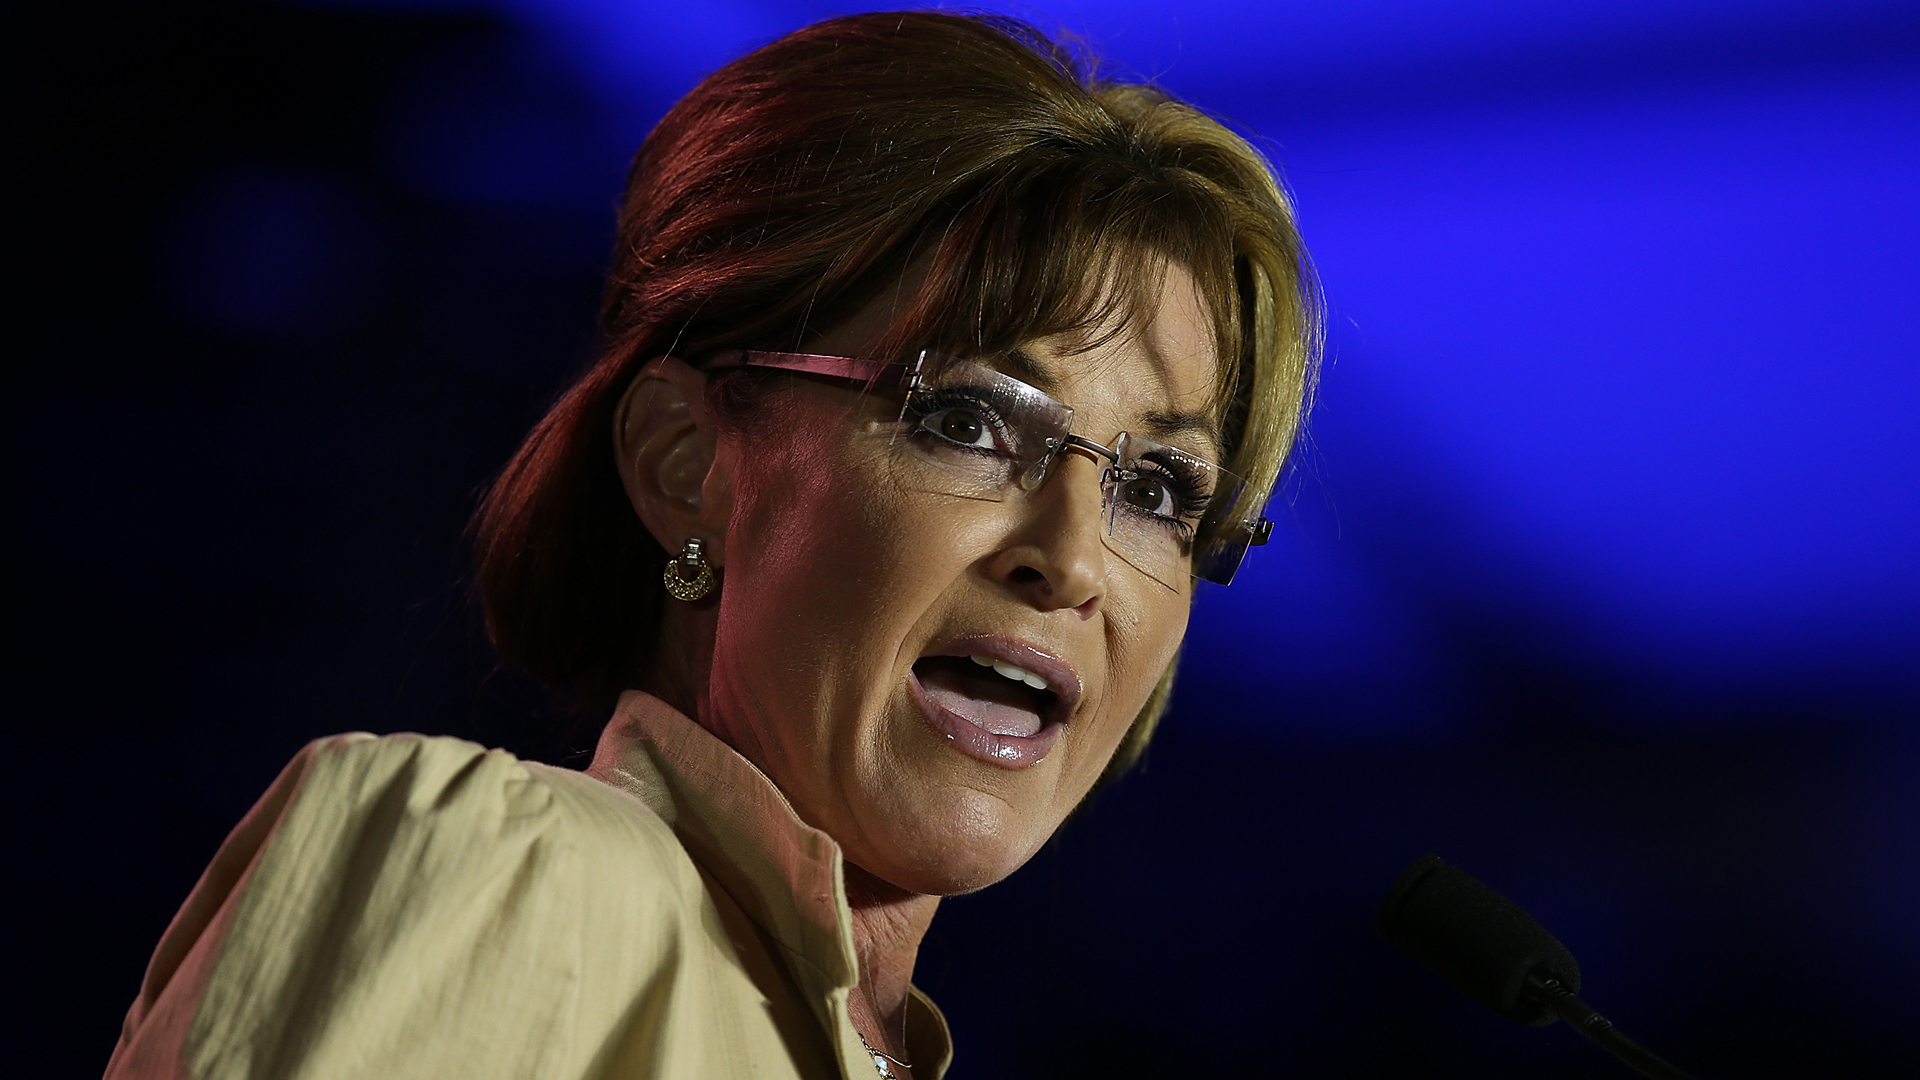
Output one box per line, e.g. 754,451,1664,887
295,0,1920,726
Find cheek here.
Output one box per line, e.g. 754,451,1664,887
1086,585,1190,756
729,410,1030,614
715,431,965,712
1127,584,1192,673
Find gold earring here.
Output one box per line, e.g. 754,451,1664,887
663,537,716,602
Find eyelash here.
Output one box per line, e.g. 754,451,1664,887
909,389,1015,453
1118,454,1212,534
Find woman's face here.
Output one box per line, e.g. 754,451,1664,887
704,265,1220,895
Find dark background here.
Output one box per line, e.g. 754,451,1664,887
11,1,1918,1076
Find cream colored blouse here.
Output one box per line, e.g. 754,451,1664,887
105,691,953,1079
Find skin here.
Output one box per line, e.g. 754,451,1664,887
613,264,1222,1074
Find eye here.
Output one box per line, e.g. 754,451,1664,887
909,388,1012,454
927,406,990,448
1110,454,1212,533
1119,474,1175,517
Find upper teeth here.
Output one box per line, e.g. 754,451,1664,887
970,654,1049,691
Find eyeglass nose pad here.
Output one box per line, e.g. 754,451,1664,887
1019,437,1064,491
1099,467,1116,535
1099,466,1130,537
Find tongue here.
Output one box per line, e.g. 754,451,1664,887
915,657,1046,738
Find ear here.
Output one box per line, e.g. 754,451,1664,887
612,356,734,564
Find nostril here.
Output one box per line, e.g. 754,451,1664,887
1009,565,1045,587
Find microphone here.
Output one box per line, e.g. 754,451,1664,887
1376,854,1698,1080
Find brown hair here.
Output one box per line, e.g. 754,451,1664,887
471,11,1321,777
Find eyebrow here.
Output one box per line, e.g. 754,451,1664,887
1141,410,1225,457
997,346,1059,393
997,346,1225,459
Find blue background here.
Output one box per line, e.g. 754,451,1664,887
12,1,1918,1075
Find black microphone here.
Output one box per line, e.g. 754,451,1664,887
1376,854,1698,1080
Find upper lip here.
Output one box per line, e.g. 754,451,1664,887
918,635,1084,727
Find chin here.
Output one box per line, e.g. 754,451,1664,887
884,852,1029,898
861,785,1061,896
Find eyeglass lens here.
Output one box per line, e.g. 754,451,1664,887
866,357,1258,588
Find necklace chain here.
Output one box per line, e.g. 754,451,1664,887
853,961,910,1077
859,1033,911,1078
858,1019,911,1078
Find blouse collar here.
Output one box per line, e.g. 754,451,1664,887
587,690,952,1079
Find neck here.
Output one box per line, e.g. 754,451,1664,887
643,600,718,724
843,862,940,1060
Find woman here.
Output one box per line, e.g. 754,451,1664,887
106,11,1318,1079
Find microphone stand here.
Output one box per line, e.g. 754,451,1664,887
1526,974,1696,1080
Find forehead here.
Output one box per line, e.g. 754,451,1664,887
993,264,1223,453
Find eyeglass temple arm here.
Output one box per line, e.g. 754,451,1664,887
704,350,910,388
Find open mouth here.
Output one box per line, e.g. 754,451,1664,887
910,654,1059,738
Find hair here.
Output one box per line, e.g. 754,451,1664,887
471,10,1321,780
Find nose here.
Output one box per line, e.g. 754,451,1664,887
982,450,1109,615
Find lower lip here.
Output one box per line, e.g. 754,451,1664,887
906,670,1063,769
